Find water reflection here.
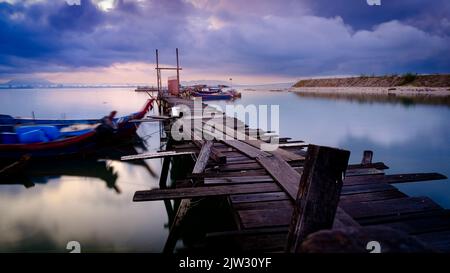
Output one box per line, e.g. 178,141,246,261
208,89,450,209
0,89,169,252
294,91,450,107
1,87,449,252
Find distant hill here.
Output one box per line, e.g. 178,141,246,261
293,74,450,88
181,80,295,88
181,80,233,86
2,78,55,86
240,82,294,89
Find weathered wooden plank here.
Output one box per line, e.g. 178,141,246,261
256,154,300,200
332,207,361,228
192,129,227,164
222,139,270,158
343,173,447,186
216,162,262,172
346,168,384,176
230,192,290,204
341,197,442,219
205,175,274,185
133,183,281,201
121,151,194,161
205,119,305,161
238,208,293,229
361,150,373,165
222,159,258,165
202,169,268,178
286,145,350,252
371,211,450,235
341,183,396,195
276,143,308,148
205,228,288,252
347,162,389,170
339,190,407,203
192,141,213,174
357,210,448,226
234,200,293,211
163,199,191,253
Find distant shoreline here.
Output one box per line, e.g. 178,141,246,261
293,74,450,88
290,74,450,99
0,85,139,90
290,86,450,97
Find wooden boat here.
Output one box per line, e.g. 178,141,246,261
193,91,234,100
0,99,154,128
0,100,154,159
191,86,242,100
135,86,159,92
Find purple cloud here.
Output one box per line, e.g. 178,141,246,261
0,0,449,81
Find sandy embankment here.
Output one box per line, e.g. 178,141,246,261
290,75,450,97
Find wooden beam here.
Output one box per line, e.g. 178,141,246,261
344,172,447,186
361,150,373,165
286,144,350,253
133,183,281,201
192,141,213,174
121,151,195,161
256,154,300,200
163,198,191,253
203,119,304,161
191,130,226,164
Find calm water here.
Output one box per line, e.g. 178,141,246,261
0,88,449,252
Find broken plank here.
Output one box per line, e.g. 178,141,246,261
341,183,396,195
256,154,300,200
230,192,290,204
286,144,350,252
341,197,442,219
371,211,450,235
347,162,389,170
344,173,447,186
238,208,293,229
192,141,213,174
339,190,407,203
205,175,274,185
346,168,384,176
222,139,270,158
233,200,293,211
121,151,195,161
163,199,191,253
133,182,281,201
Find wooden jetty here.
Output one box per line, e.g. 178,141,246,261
126,94,449,253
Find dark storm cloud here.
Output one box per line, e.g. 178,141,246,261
0,0,449,80
305,0,450,34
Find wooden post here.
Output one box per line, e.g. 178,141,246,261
159,127,173,188
163,140,214,253
176,48,180,93
163,198,191,253
361,150,373,165
156,49,160,98
286,144,350,253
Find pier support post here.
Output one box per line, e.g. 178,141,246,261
163,140,214,253
286,144,350,253
361,150,373,165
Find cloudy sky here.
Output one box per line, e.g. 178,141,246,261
0,0,449,84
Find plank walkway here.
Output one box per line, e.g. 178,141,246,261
131,95,449,253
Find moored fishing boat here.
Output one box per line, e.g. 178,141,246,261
189,85,241,100
0,99,154,159
0,99,154,128
193,91,234,100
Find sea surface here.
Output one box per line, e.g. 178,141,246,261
0,87,449,252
